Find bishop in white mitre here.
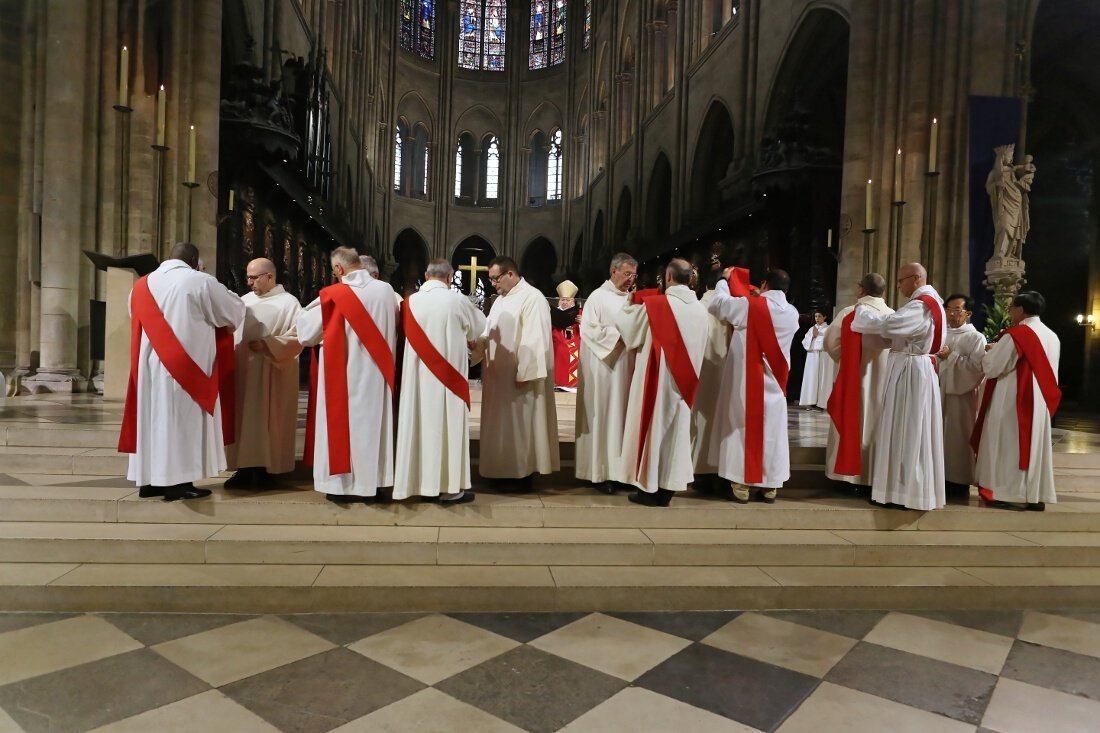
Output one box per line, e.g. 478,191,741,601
474,257,560,489
707,268,800,504
225,258,303,488
575,252,637,493
121,243,245,501
851,262,946,510
394,259,486,503
691,270,732,491
823,273,893,488
974,290,1061,510
936,293,987,494
617,259,708,506
297,247,399,503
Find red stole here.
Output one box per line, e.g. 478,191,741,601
317,283,396,475
119,275,236,453
635,294,699,477
826,310,863,476
971,324,1060,470
742,294,790,484
402,297,471,408
914,294,944,354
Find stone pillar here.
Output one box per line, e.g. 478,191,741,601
189,0,223,268
0,0,26,376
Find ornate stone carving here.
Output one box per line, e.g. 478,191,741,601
984,145,1037,296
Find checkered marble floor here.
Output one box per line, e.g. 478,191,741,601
1,609,1099,732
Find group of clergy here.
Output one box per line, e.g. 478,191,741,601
119,242,1062,513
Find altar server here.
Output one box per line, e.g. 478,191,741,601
937,294,987,495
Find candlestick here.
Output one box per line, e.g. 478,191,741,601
865,179,873,230
155,86,166,147
187,125,196,182
928,118,939,174
118,46,128,108
893,148,904,202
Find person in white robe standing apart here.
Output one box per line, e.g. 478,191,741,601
394,259,486,504
297,247,399,504
575,252,638,494
974,290,1061,511
120,242,245,501
225,258,303,489
799,309,831,408
474,256,560,491
851,262,946,510
936,294,987,497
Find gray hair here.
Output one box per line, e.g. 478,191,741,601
665,258,693,285
359,255,380,275
425,258,453,279
859,272,887,297
610,252,638,272
330,246,360,268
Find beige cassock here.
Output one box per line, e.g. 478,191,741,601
691,288,731,475
474,278,560,478
617,286,709,493
852,285,946,510
707,283,801,489
975,316,1060,504
823,296,894,485
126,260,245,486
394,280,486,499
296,271,399,497
938,323,987,486
227,285,303,474
575,280,634,484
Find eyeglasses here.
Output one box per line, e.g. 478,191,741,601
945,307,969,314
246,273,272,281
896,274,918,285
489,274,505,283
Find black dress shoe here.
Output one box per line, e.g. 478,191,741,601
138,485,166,498
163,484,212,502
441,490,476,505
629,490,660,507
655,488,674,507
593,481,616,495
1026,502,1046,512
326,493,358,505
223,470,256,490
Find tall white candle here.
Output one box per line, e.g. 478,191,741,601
118,46,129,107
155,86,166,146
893,148,904,201
228,189,235,211
928,117,939,174
827,228,833,249
865,179,873,230
187,125,196,182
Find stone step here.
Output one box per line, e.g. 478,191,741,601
0,562,1097,613
1,522,1099,568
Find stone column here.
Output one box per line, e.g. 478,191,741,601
0,0,26,376
189,0,223,268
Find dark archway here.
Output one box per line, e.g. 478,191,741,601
689,102,734,216
613,187,633,254
645,153,673,244
451,235,497,299
392,228,429,297
592,210,606,260
521,237,558,295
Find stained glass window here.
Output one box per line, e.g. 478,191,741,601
393,129,404,192
583,0,592,49
547,129,563,201
399,0,435,60
484,137,500,200
530,0,566,69
459,0,507,71
454,138,464,199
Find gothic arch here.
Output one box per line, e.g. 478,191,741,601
451,234,497,297
524,100,565,140
454,104,503,141
613,186,633,252
688,100,735,215
395,91,434,136
645,152,673,241
392,227,430,297
520,237,558,295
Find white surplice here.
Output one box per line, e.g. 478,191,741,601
799,324,829,406
691,289,731,474
617,285,708,492
938,323,987,486
707,282,800,489
296,270,399,497
474,278,560,478
823,296,894,485
394,281,486,499
975,316,1060,504
126,260,246,486
227,285,303,474
575,280,634,484
851,284,946,510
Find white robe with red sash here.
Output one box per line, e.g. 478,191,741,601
227,286,303,474
691,289,731,474
575,280,634,484
617,285,708,492
393,280,486,499
974,317,1060,504
852,284,946,510
124,260,245,486
297,270,399,497
707,282,800,489
938,322,987,486
823,297,893,485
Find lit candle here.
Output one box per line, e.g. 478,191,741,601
928,117,939,174
228,189,235,211
827,228,833,249
865,179,873,230
118,46,129,107
187,124,196,182
893,148,904,201
155,85,166,146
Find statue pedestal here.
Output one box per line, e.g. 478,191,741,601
103,267,138,400
984,255,1027,297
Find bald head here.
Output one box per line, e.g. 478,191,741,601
897,262,927,298
665,258,693,286
169,242,199,269
246,258,277,295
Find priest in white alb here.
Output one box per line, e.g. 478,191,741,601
936,293,987,496
707,267,800,504
617,259,708,507
297,247,399,504
394,259,486,504
691,262,732,493
120,242,245,501
575,252,637,494
225,258,303,489
473,256,560,490
851,262,946,510
974,290,1061,511
823,273,893,489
